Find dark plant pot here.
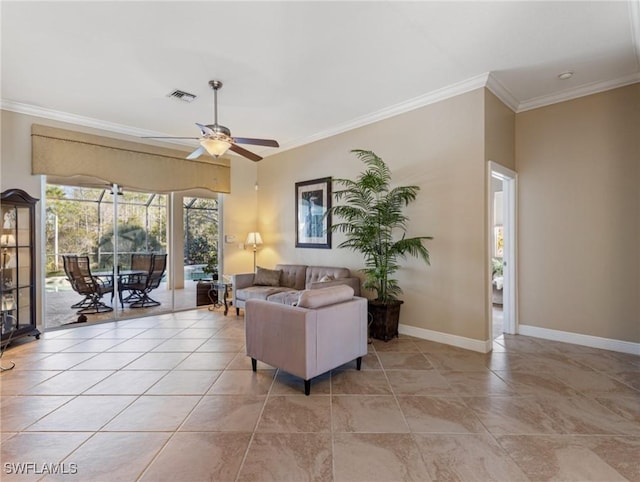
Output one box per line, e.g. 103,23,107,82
368,300,404,342
196,281,217,306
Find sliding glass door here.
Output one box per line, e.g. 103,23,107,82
44,184,222,330
113,188,171,319
44,184,171,329
45,185,117,328
179,196,219,311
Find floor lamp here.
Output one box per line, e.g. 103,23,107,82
245,232,263,271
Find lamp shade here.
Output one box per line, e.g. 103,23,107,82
0,234,16,246
200,138,231,157
245,232,263,246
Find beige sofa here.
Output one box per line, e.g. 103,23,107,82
245,285,368,395
232,264,360,315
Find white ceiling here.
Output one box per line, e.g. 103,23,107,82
2,1,639,158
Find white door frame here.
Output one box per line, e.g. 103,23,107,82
488,161,517,335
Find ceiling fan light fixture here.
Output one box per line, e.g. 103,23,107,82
143,80,278,162
200,137,231,157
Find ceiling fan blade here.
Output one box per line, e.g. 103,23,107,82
141,136,199,139
186,145,206,160
232,137,279,148
229,143,262,162
196,123,215,137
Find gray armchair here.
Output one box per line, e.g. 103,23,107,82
245,285,367,395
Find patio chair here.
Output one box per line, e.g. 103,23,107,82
129,253,167,308
119,253,153,306
62,255,114,314
62,255,93,310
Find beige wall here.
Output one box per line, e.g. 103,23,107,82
220,160,259,276
258,89,490,342
516,84,640,342
484,89,516,334
1,110,43,195
485,89,515,171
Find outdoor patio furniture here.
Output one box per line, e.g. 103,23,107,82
62,255,114,314
128,253,167,308
118,253,153,306
62,255,93,310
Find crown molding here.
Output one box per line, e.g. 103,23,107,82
278,73,491,154
278,69,640,153
0,99,193,148
516,71,640,112
485,73,519,112
3,67,639,157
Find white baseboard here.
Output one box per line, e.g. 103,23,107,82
519,324,640,356
398,323,640,356
398,324,492,353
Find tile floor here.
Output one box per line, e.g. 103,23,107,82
1,309,639,481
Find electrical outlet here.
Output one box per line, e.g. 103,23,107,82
225,235,236,243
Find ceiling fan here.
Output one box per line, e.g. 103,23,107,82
144,80,279,162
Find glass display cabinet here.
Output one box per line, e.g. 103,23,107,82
1,189,40,347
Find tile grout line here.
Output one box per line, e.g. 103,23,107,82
134,326,237,481
233,364,279,482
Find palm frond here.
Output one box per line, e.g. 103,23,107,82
327,150,433,303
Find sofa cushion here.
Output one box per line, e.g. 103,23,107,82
236,286,291,302
276,264,307,290
266,290,300,305
319,274,335,282
305,266,351,288
254,266,282,286
297,285,355,309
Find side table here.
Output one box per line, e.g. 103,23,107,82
207,282,232,315
196,280,216,306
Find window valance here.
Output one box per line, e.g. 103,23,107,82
31,124,230,194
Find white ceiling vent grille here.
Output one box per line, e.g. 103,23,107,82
167,89,197,102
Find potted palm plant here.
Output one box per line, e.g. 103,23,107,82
328,149,432,341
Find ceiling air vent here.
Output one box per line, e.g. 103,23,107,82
167,89,197,102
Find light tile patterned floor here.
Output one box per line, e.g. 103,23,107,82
1,309,639,481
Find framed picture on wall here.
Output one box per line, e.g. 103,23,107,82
295,177,332,249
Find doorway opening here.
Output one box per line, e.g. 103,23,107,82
489,162,516,340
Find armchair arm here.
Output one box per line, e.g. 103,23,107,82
232,272,256,309
232,272,256,290
245,299,316,380
92,274,113,288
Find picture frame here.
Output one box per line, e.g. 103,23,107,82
295,177,332,249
